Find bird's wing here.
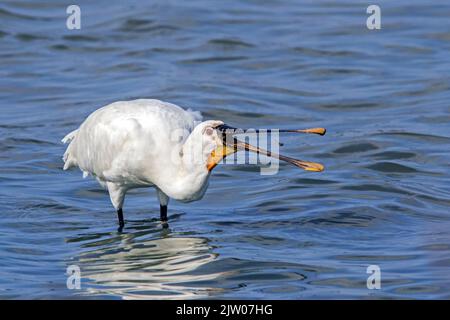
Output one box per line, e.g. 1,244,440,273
62,99,202,184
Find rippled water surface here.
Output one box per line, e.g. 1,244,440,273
1,0,450,299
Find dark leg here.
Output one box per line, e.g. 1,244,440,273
160,205,168,228
117,208,124,231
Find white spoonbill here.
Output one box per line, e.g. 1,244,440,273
62,99,325,230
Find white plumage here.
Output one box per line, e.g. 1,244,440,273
63,99,226,228
62,99,325,230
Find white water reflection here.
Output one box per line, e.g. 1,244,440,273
76,236,221,299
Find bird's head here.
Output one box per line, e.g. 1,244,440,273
182,120,326,173
172,119,325,202
181,120,225,171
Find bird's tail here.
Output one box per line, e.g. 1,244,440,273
62,129,79,170
62,129,78,144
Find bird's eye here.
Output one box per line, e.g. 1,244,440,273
205,127,214,136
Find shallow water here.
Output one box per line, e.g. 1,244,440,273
1,0,450,299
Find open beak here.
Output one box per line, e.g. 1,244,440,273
206,124,325,172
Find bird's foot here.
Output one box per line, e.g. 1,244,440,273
161,220,169,229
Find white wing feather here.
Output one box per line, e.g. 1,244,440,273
61,99,202,186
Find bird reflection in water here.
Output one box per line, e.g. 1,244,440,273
70,230,221,299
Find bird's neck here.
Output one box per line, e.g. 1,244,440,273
158,133,211,202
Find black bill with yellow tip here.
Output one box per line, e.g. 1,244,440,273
206,124,326,172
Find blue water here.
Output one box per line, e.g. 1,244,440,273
1,0,450,299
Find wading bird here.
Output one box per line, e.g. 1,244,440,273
62,99,325,230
